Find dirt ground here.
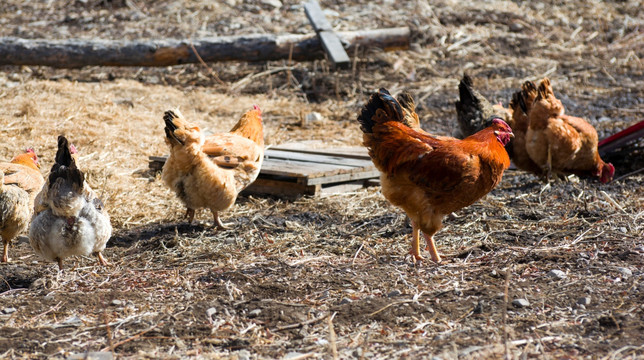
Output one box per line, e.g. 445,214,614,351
0,0,643,359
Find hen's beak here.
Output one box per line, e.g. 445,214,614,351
509,132,515,139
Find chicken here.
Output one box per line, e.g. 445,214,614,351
1,149,44,262
29,136,112,269
162,106,264,228
525,78,615,183
507,80,543,174
358,88,513,262
455,74,512,138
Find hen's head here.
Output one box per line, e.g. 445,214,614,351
11,148,40,169
594,162,615,184
490,118,514,146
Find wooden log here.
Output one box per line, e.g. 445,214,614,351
304,0,350,69
0,27,409,68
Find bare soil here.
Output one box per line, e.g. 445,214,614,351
0,0,643,359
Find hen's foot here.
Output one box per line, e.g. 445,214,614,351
96,252,110,267
184,208,195,223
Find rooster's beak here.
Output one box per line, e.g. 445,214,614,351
509,132,515,139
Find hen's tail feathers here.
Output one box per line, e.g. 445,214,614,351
510,80,537,115
536,78,552,102
397,91,416,114
456,74,479,109
49,135,84,190
163,110,185,146
357,88,404,134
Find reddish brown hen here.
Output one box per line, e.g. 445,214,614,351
525,78,614,183
0,149,44,262
358,89,513,262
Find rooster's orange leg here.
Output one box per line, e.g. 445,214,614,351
212,211,229,230
409,221,425,262
422,233,442,263
95,252,109,267
184,208,195,223
2,241,8,263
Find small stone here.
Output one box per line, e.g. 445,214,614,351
387,290,402,298
236,349,251,360
2,307,17,314
206,307,217,319
248,309,262,318
577,297,591,306
512,298,530,308
260,0,282,8
304,112,324,123
509,22,524,32
110,299,123,306
454,288,464,296
67,352,113,360
616,267,632,278
547,269,567,280
184,292,194,300
339,297,353,305
576,304,586,310
284,352,305,360
619,227,628,233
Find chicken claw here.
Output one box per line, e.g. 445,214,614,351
212,211,229,230
96,252,110,267
184,208,195,223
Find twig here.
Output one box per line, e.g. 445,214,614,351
328,312,338,360
613,167,644,182
270,312,330,332
368,300,414,317
503,268,510,360
352,242,365,266
101,322,160,352
600,190,627,214
26,301,63,326
231,66,297,91
189,42,227,86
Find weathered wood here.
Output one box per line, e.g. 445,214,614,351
0,27,409,68
265,149,373,167
304,0,350,68
242,178,318,198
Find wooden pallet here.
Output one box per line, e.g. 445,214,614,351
149,146,379,198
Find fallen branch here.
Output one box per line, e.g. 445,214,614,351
0,27,409,68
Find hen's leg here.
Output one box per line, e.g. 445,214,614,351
95,252,109,266
421,216,443,263
546,145,553,182
2,240,8,263
56,257,63,270
409,221,425,262
184,208,195,223
212,211,229,230
422,234,442,263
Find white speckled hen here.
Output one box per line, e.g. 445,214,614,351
29,136,111,269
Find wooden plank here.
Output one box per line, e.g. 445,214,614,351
304,0,350,68
270,146,371,160
319,181,365,195
305,169,381,185
241,178,319,198
265,149,374,168
260,158,357,179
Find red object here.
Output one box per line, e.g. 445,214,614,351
598,120,644,155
